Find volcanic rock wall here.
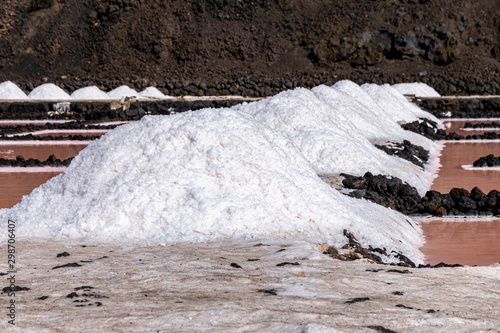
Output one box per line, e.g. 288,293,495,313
0,0,499,96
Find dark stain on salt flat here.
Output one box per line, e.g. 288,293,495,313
56,251,70,257
366,325,399,333
2,285,30,293
230,263,242,269
66,292,79,298
392,291,404,296
37,295,49,300
75,301,103,307
247,258,260,261
396,304,439,314
258,289,278,296
386,269,412,274
345,297,370,304
419,262,463,268
276,262,300,267
79,256,110,264
67,287,108,307
74,286,94,291
366,269,384,272
52,262,82,269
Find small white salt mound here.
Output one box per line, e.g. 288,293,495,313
28,83,71,100
361,83,441,126
0,81,28,99
138,87,168,99
71,86,110,100
332,80,439,152
107,85,139,99
0,109,424,263
234,87,432,193
392,83,441,98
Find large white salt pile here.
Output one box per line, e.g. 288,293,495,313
392,82,441,98
0,81,29,99
139,87,168,99
71,86,110,100
1,109,424,263
28,83,72,100
107,85,139,99
234,87,432,193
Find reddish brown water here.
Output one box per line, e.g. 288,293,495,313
443,119,500,136
422,125,500,266
421,218,500,266
0,171,63,208
0,142,88,209
431,141,500,193
0,142,90,160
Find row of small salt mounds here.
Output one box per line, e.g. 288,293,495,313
0,81,170,100
0,81,439,100
0,81,440,264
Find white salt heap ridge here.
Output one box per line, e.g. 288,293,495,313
361,83,442,126
106,85,139,99
139,86,168,99
333,80,439,151
27,83,72,100
71,86,110,100
1,108,424,263
392,82,441,98
0,81,29,99
234,87,434,193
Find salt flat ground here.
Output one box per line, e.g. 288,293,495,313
1,240,499,332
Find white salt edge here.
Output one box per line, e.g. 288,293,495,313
0,81,29,99
71,86,110,100
28,83,72,100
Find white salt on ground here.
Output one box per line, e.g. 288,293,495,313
1,108,424,263
139,87,168,99
71,86,110,100
28,83,72,100
107,85,139,99
392,82,441,97
0,81,28,99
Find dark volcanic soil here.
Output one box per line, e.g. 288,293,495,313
0,0,499,96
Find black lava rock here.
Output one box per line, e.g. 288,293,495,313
340,173,500,216
473,154,500,167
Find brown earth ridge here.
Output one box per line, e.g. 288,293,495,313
0,0,499,97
